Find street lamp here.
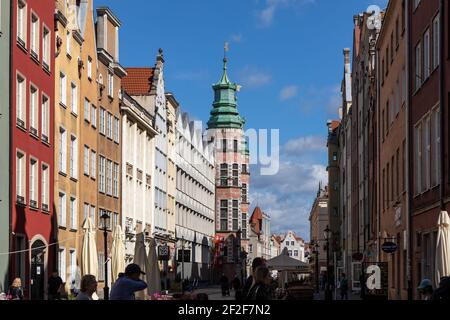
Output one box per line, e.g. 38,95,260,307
100,211,110,300
323,225,332,301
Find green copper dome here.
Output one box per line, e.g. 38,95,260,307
207,58,245,129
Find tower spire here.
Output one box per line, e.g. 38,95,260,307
220,42,230,85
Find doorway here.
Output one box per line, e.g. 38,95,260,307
30,240,46,300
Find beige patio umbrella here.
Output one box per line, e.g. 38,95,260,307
81,217,98,279
435,211,450,287
133,232,152,300
111,225,125,283
148,238,161,294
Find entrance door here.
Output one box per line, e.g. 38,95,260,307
30,240,45,300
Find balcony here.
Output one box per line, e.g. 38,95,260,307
16,195,25,205
30,200,38,209
16,118,25,130
30,127,38,137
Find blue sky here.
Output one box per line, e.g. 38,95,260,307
94,0,388,240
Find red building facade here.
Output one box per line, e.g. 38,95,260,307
10,0,55,300
409,0,448,298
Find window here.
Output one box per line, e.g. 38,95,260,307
113,117,119,143
395,18,399,47
17,1,27,46
113,163,119,197
288,250,292,257
71,83,77,114
70,196,77,230
242,212,247,239
59,127,67,174
31,14,39,58
41,95,49,143
83,203,89,222
87,57,92,79
222,139,227,152
29,158,38,208
108,72,114,97
99,108,105,134
58,191,67,227
66,30,71,57
414,123,422,195
69,250,76,282
106,160,113,195
432,15,440,70
90,206,96,227
42,26,50,70
382,110,385,139
242,164,247,174
29,85,38,134
113,212,119,230
91,105,97,127
382,168,386,210
106,112,113,139
99,156,106,193
232,164,239,186
390,32,394,63
396,149,400,197
16,74,26,127
70,135,78,178
294,250,298,257
84,98,90,122
387,163,390,207
41,164,49,211
414,0,421,10
232,200,239,231
220,164,228,186
58,248,66,282
431,108,440,187
16,151,26,204
83,145,89,176
233,139,238,152
242,183,247,203
424,29,430,79
422,115,431,191
90,150,96,179
220,200,228,231
415,42,422,90
291,241,295,246
60,72,67,106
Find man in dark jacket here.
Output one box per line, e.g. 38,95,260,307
47,272,63,300
432,277,450,300
219,274,230,296
242,257,265,300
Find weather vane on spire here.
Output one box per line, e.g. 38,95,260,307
223,42,229,67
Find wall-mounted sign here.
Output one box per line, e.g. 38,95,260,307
158,245,170,261
381,241,397,254
362,262,388,300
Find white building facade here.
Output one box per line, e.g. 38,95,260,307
120,92,158,263
175,111,215,281
280,231,306,262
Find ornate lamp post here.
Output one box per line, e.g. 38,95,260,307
100,212,111,300
324,225,332,301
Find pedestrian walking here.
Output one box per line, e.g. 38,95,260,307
7,278,24,300
232,275,243,300
247,266,271,301
47,271,63,300
432,277,450,300
76,275,98,300
219,273,230,297
242,257,265,299
417,279,433,300
110,264,148,300
339,273,349,300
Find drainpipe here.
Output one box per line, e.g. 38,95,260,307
405,0,413,301
376,43,381,263
8,0,13,290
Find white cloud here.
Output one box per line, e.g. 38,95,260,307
174,70,209,81
280,85,298,101
283,135,326,155
238,65,272,89
256,0,316,27
230,33,243,43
